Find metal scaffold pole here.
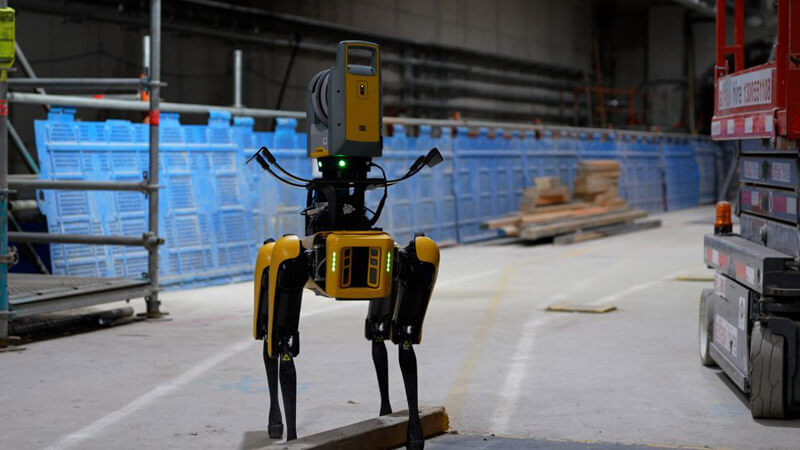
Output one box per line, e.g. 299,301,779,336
233,49,242,108
146,0,161,317
0,0,9,343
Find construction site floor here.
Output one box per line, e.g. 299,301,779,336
2,206,798,450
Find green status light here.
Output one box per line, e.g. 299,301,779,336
338,159,347,169
331,251,337,272
318,161,322,169
386,252,392,272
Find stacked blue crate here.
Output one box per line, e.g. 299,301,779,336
377,125,417,245
267,118,311,239
202,112,252,282
35,109,253,287
35,108,115,277
509,130,528,206
521,131,538,185
663,136,700,210
695,136,717,204
232,116,265,261
412,125,437,240
452,127,499,242
490,129,522,219
433,127,459,244
531,130,575,187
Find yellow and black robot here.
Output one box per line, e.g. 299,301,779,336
249,40,442,449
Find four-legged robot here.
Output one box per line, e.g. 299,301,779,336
250,40,442,449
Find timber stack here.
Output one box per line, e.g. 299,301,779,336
481,160,659,243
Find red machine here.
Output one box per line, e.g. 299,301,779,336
711,0,800,141
701,0,800,419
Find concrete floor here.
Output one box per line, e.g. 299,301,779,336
2,206,799,450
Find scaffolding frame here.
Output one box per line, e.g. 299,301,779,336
0,1,165,341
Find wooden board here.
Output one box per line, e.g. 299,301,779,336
546,304,617,313
553,219,662,245
481,202,592,230
261,407,449,450
519,209,648,240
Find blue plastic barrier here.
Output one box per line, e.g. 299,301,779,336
36,108,252,287
35,110,721,288
663,136,700,210
695,136,717,204
617,133,664,212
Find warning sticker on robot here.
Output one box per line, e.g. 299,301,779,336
714,315,738,358
718,67,774,110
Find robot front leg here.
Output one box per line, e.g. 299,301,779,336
366,296,394,416
392,236,440,450
254,241,283,439
256,236,307,442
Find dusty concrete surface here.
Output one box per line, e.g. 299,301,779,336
2,206,798,449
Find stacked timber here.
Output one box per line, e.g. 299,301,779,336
481,163,657,243
573,160,627,208
519,177,571,213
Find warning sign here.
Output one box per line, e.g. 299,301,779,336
718,68,774,110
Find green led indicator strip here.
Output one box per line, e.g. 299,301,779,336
332,251,337,272
386,252,391,272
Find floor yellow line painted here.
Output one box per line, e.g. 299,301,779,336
443,247,593,420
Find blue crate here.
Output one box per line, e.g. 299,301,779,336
36,107,722,288
616,133,664,212
663,136,700,210
35,108,253,287
695,136,717,204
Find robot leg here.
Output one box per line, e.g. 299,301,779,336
253,240,283,439
392,235,439,450
366,295,394,416
259,236,308,441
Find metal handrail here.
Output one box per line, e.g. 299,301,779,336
8,178,157,192
9,231,162,248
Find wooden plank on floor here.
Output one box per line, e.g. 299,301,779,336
519,209,648,241
553,219,662,245
262,406,449,450
546,304,617,314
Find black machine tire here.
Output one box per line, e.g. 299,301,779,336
699,289,715,367
749,322,786,419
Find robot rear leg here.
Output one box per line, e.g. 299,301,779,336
393,236,439,450
366,296,394,416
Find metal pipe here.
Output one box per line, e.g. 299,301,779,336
9,231,159,247
143,35,151,73
147,0,161,317
1,0,10,341
7,91,705,139
14,41,48,111
8,92,305,119
233,49,242,108
8,200,37,211
8,122,39,174
8,178,154,192
8,78,145,88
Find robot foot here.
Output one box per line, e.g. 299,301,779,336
279,350,298,441
263,341,283,439
372,339,393,416
399,340,423,449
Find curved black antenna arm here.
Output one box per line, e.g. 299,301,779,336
385,147,444,185
253,146,313,183
367,162,388,227
247,148,308,188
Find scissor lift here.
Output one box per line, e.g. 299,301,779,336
700,0,800,418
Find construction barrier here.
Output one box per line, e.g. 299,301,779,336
34,109,719,285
